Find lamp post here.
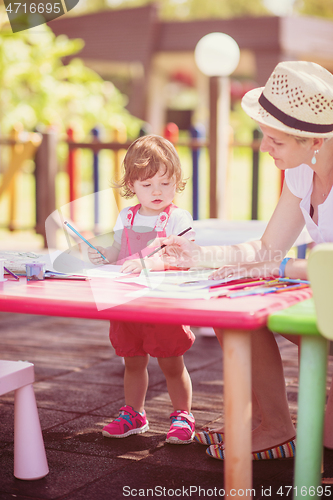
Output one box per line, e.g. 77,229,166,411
195,33,240,219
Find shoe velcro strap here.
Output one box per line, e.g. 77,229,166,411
170,411,194,424
120,405,139,417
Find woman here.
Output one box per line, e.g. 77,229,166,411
162,60,333,459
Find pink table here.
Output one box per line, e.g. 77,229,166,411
0,276,312,498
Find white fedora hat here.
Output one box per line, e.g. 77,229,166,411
241,60,333,137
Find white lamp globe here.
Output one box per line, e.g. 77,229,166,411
195,32,240,77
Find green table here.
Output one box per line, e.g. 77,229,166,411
268,298,328,499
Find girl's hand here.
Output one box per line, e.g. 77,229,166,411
120,259,143,274
88,246,107,266
160,235,201,268
209,261,279,280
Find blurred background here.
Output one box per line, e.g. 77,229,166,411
1,0,333,251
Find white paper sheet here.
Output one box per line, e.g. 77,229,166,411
116,268,214,286
86,264,124,279
125,271,246,300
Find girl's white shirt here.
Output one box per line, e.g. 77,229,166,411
113,206,195,245
285,163,333,244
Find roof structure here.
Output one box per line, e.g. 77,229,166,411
49,5,159,66
48,5,333,118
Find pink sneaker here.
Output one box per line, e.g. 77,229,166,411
102,405,149,438
166,410,195,444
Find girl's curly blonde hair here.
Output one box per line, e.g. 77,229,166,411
115,134,187,199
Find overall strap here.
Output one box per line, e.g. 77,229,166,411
123,204,141,256
154,203,177,233
124,204,141,227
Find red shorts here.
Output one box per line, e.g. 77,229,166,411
109,321,195,358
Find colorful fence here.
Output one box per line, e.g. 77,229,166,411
0,124,278,247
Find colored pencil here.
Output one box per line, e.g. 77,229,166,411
229,283,308,298
4,266,19,280
64,221,109,263
146,227,192,258
278,278,310,284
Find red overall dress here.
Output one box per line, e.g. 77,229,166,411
109,203,195,358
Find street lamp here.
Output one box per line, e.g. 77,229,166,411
195,33,240,219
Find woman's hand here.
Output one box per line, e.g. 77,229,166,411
161,235,202,268
120,259,143,274
146,236,165,252
88,246,107,266
209,261,280,280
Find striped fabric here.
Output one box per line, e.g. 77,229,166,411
253,440,296,460
206,444,225,460
194,429,224,445
206,439,296,461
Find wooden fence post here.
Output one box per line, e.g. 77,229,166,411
209,76,218,218
35,130,57,248
113,124,127,210
251,129,260,220
8,125,22,231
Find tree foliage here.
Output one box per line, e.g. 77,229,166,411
0,10,140,137
294,0,333,19
74,0,333,20
160,0,269,20
74,0,269,20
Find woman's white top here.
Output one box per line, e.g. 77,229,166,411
113,206,195,245
285,163,333,244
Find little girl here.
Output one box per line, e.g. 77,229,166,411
88,134,196,444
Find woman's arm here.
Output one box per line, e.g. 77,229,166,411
163,182,307,275
259,182,305,260
160,236,261,269
210,182,307,279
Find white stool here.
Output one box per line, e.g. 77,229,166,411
0,360,49,480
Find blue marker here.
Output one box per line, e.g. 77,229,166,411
64,221,109,262
278,278,310,284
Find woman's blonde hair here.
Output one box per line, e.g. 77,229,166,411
115,135,186,199
292,135,332,145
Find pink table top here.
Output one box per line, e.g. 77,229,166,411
0,276,312,330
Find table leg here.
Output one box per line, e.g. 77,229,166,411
293,335,328,499
223,329,253,498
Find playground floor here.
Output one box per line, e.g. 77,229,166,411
2,313,333,499
1,230,333,499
